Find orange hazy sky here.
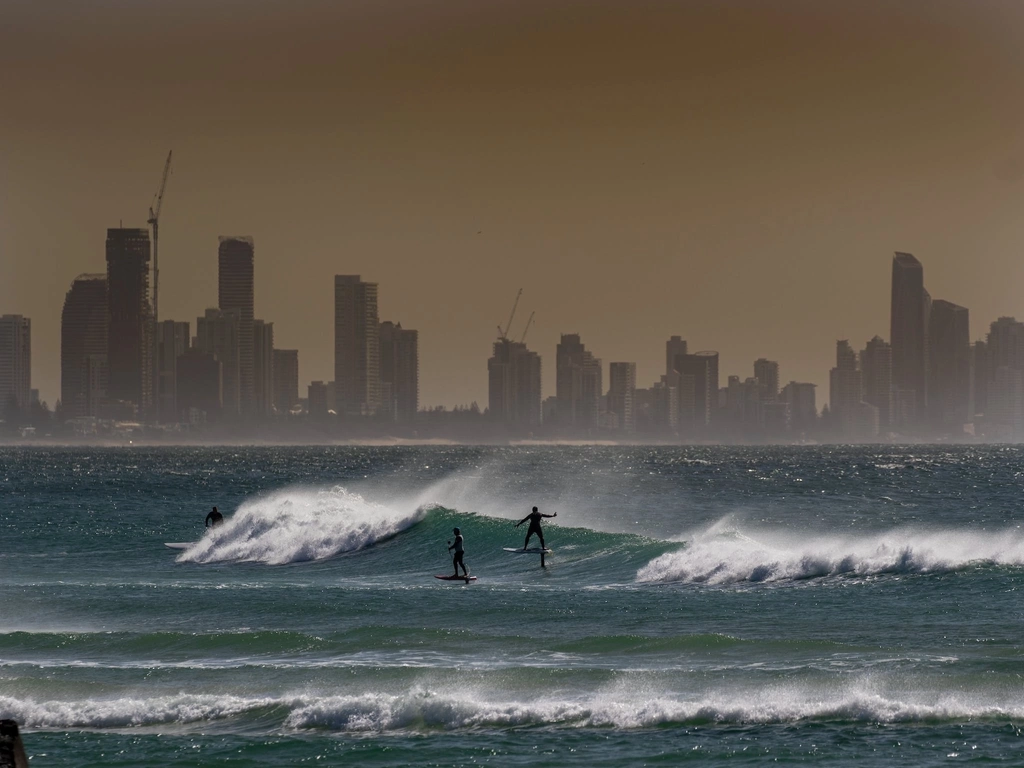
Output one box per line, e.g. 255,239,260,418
3,0,1024,409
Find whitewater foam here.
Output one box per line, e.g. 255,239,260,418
637,522,1024,584
176,486,427,565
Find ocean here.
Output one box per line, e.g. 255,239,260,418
2,445,1024,766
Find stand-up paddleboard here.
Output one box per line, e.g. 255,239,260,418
503,547,552,554
164,542,195,550
434,574,477,583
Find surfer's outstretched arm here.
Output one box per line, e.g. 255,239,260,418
541,512,557,518
515,515,530,528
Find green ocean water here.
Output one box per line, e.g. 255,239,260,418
3,445,1024,766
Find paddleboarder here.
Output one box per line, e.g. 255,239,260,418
515,506,556,551
448,527,469,579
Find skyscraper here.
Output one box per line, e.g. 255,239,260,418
379,321,419,423
928,299,970,432
195,308,241,417
890,252,928,426
334,275,380,416
781,381,817,434
0,315,31,420
156,320,189,423
666,336,687,377
555,334,601,429
753,358,779,403
984,317,1024,435
488,339,542,426
273,349,299,415
61,275,107,420
253,320,274,418
175,347,222,423
218,237,255,416
860,336,893,430
608,362,637,432
675,351,719,429
106,228,152,413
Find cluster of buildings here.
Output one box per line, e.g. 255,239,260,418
3,244,1024,442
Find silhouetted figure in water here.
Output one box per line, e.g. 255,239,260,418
515,506,556,551
448,527,469,579
205,506,224,528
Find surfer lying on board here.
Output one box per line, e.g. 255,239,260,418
448,527,469,578
205,506,224,528
515,506,556,551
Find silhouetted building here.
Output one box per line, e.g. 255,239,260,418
782,381,817,435
830,340,875,437
0,315,31,420
753,358,779,403
972,340,988,418
176,347,221,422
334,275,380,416
860,336,893,431
608,362,637,433
156,320,189,423
273,349,299,415
674,351,719,430
984,317,1024,436
555,334,601,429
61,275,107,420
666,336,687,377
928,299,970,432
253,320,274,418
196,308,240,417
379,321,419,423
218,237,255,417
308,380,329,419
106,228,152,413
488,339,542,426
890,252,928,426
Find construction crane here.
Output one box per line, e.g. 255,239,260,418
519,311,535,344
148,150,173,419
497,288,523,341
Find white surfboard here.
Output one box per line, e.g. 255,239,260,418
503,547,552,554
164,542,195,550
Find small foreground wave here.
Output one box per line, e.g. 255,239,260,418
638,524,1024,585
177,486,426,565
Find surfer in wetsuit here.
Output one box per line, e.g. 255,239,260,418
448,527,469,578
515,506,556,551
205,506,224,528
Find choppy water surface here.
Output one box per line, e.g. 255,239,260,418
2,445,1024,766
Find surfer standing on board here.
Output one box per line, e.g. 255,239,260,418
205,506,224,528
515,506,556,551
448,527,469,579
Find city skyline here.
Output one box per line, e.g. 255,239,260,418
4,1,1024,410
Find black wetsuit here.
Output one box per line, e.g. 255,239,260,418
205,510,223,528
450,534,467,576
523,512,545,549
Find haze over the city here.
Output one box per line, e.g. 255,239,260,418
3,0,1024,409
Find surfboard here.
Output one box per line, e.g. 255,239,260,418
503,547,552,554
434,575,477,582
164,542,195,550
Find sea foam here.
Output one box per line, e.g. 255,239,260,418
637,522,1024,584
176,486,426,565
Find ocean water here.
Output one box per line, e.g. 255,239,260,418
3,445,1024,766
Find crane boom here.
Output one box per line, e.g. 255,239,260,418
499,288,523,340
148,150,173,225
519,311,535,344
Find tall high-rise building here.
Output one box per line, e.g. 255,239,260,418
308,381,329,419
984,317,1024,435
608,362,637,432
860,336,893,430
176,348,221,422
555,334,601,429
488,339,542,426
106,228,152,413
782,381,817,434
61,275,108,420
972,340,988,418
334,275,380,416
928,299,970,431
379,321,419,423
253,320,274,418
0,315,31,420
890,252,928,425
156,320,190,422
218,237,255,417
753,358,779,403
666,336,688,377
195,308,241,417
273,349,299,415
674,351,719,429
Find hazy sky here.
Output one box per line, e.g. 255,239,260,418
3,0,1024,409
